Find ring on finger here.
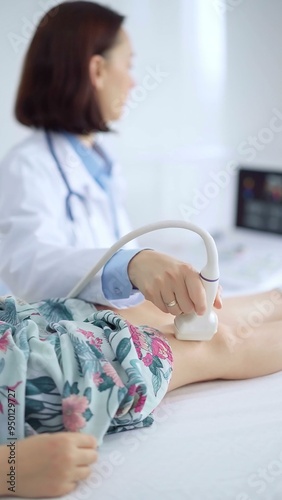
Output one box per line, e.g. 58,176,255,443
165,299,177,308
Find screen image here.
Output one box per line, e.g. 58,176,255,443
236,168,282,234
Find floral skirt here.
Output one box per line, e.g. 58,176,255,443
0,296,173,445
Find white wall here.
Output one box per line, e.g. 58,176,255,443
223,0,282,166
0,1,51,150
99,0,230,239
1,0,282,259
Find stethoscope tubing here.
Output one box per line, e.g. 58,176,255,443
45,131,120,240
45,131,88,222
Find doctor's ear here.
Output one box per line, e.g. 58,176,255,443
89,55,107,90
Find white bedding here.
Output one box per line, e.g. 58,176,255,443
60,371,282,500
7,372,282,500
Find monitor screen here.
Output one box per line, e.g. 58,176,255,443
236,168,282,234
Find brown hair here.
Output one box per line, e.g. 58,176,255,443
15,1,125,133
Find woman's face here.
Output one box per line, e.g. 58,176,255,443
90,29,135,122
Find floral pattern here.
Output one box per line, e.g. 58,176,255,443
62,394,89,432
0,296,173,445
0,331,10,353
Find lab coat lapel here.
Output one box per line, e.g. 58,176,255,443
50,133,118,247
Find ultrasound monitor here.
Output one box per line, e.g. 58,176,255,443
236,168,282,234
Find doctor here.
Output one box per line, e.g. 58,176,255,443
0,1,221,316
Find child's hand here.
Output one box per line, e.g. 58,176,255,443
1,432,97,498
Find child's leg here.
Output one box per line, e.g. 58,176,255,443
100,290,282,392
166,318,282,391
165,333,219,390
219,288,282,326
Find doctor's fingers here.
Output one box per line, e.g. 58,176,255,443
144,286,178,314
160,280,195,316
213,288,223,309
168,272,207,316
184,273,207,315
144,268,205,316
213,284,223,309
158,262,207,315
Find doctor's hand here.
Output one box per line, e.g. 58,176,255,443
128,250,222,316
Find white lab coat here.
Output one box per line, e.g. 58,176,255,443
0,130,142,306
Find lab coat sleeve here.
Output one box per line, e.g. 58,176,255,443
0,151,143,306
102,248,144,299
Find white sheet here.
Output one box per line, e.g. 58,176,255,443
6,372,282,500
59,372,282,500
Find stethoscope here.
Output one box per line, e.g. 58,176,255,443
46,131,86,222
45,131,120,238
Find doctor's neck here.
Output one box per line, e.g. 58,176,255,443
77,133,96,148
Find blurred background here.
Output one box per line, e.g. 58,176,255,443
1,0,282,272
